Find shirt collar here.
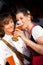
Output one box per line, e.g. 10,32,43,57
3,34,13,41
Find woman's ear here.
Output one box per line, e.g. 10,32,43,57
30,15,33,21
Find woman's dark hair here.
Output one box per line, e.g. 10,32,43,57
16,8,33,21
16,8,30,16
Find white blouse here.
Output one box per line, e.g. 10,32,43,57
32,25,43,41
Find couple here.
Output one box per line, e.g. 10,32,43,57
0,8,43,65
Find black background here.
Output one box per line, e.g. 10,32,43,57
0,0,43,19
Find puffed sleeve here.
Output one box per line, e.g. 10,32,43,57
32,25,43,41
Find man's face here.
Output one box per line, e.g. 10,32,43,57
3,19,14,34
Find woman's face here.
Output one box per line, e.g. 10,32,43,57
16,12,31,29
3,19,14,35
16,12,27,28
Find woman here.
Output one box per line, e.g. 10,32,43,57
0,14,31,65
15,8,43,65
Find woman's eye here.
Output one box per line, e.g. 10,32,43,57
16,23,20,25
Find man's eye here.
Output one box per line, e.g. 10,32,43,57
11,21,13,23
20,17,23,20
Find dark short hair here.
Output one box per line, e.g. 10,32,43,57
0,14,13,27
0,14,13,37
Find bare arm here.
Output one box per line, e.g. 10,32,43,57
37,36,43,45
22,36,43,55
22,33,43,55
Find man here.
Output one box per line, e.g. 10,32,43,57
0,14,31,65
